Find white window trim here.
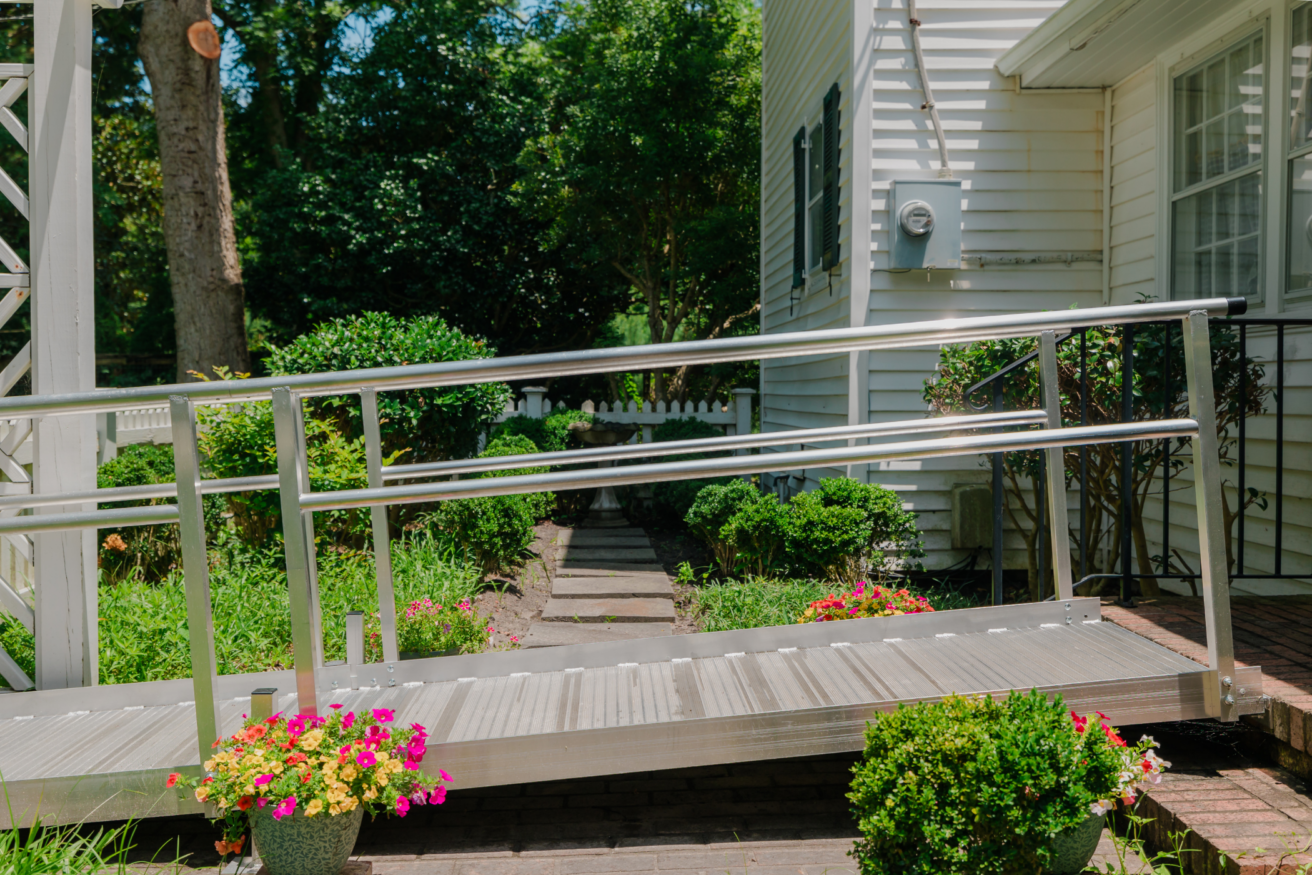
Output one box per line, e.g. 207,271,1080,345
1154,0,1291,314
805,121,824,278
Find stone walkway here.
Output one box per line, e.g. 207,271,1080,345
522,526,675,647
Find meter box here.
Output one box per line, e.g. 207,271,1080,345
889,179,962,270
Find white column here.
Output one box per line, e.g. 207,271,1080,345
523,386,547,420
30,0,98,689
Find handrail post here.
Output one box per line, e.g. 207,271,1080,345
345,611,364,691
272,387,320,716
991,383,1004,606
170,395,221,761
250,687,277,724
360,388,398,664
1182,311,1236,721
1039,331,1073,600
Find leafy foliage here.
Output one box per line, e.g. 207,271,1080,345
491,408,596,456
695,577,973,633
848,691,1106,875
425,497,535,578
649,417,732,523
923,316,1268,596
474,434,554,521
266,311,511,463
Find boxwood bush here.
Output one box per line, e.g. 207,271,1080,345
849,691,1113,875
649,417,731,524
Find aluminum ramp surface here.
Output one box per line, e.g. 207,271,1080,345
0,599,1264,827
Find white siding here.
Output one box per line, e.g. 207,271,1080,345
760,0,855,493
865,0,1104,567
1108,65,1156,305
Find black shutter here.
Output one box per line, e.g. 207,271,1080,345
821,83,840,271
792,127,806,288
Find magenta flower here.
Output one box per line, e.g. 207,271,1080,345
439,768,453,782
408,739,426,759
356,750,377,768
430,786,447,805
395,796,410,817
254,774,274,787
372,708,395,723
329,703,343,710
342,713,355,729
404,759,419,771
409,723,428,736
257,798,269,809
272,797,296,821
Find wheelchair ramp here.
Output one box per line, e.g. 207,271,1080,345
0,598,1264,828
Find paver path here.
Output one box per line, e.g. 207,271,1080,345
522,526,675,647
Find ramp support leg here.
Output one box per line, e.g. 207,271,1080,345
1183,311,1236,721
1039,331,1073,601
360,388,398,664
171,396,222,760
272,388,321,716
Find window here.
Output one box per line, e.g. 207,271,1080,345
807,123,824,271
1171,31,1265,302
1289,4,1312,301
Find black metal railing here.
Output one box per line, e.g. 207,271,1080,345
965,315,1312,606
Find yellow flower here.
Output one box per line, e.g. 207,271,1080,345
327,788,347,804
203,759,217,771
363,788,377,800
329,803,342,816
299,730,325,750
305,799,324,817
271,762,284,774
340,796,359,812
388,759,403,774
194,788,209,802
377,774,389,787
341,765,358,781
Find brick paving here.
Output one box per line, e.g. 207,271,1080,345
1104,597,1312,873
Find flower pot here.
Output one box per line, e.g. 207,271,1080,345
399,648,460,660
1044,811,1107,875
249,804,364,875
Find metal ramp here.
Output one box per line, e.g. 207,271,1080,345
0,598,1264,828
0,297,1264,828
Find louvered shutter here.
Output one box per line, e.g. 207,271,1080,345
792,127,806,288
821,84,840,271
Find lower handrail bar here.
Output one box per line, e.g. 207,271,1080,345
384,409,1050,481
0,473,280,513
303,419,1200,512
0,504,179,535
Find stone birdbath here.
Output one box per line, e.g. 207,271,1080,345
568,420,638,528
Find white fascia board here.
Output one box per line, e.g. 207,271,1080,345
996,0,1137,83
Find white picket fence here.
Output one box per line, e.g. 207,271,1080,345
493,387,756,445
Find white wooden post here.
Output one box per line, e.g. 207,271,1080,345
524,386,547,419
732,389,755,441
31,0,99,689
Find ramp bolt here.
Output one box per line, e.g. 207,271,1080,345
1223,694,1236,706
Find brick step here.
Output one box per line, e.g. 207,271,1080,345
560,546,659,562
540,597,676,623
520,622,673,648
557,562,668,576
552,577,674,600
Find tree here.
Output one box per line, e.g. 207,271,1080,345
139,0,251,381
518,0,761,402
240,0,625,355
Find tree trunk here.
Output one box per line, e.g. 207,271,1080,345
139,0,250,382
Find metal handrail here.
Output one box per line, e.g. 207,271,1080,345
0,297,1244,419
0,299,1243,770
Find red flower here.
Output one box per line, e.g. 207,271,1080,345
166,773,180,788
301,770,312,784
202,777,214,785
237,796,253,811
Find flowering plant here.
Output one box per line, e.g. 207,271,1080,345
797,582,933,623
169,706,449,857
1071,710,1170,816
368,597,518,658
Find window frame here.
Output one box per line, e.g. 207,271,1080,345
1284,1,1312,303
1167,25,1270,304
805,122,824,274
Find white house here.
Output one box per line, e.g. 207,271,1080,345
758,0,1311,594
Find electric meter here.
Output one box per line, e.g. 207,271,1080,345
898,201,935,237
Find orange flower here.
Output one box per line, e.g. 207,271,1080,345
102,533,128,553
237,796,253,811
165,773,180,788
229,836,245,855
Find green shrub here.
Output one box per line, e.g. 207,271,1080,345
848,691,1104,875
650,416,731,523
198,403,397,546
427,495,534,577
784,492,869,585
696,578,975,633
96,445,224,583
474,434,554,520
685,479,762,573
266,312,512,463
491,408,595,455
682,476,923,583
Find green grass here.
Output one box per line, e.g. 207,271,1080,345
0,532,484,687
0,816,182,875
695,577,979,633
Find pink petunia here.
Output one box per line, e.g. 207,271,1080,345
356,750,377,768
404,759,419,771
430,786,447,805
372,708,395,723
395,796,410,817
329,703,343,710
439,769,453,782
342,713,355,729
272,796,296,821
408,739,426,759
257,798,269,809
254,773,274,787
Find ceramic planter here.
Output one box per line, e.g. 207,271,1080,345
1044,811,1107,875
249,804,364,875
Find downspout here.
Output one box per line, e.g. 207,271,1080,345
908,0,952,178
